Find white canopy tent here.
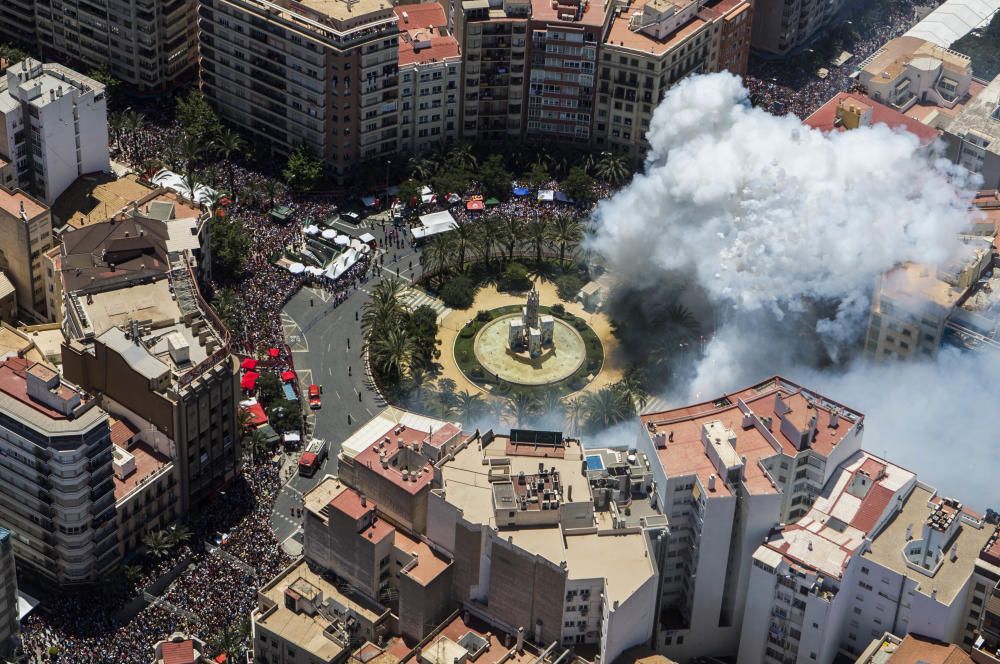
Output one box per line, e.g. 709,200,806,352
411,210,458,241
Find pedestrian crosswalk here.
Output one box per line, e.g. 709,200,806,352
397,287,451,321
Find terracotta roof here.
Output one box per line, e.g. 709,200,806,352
850,482,895,533
889,634,973,664
161,640,196,664
0,186,48,221
398,34,461,67
330,486,376,521
393,3,447,29
604,0,707,55
110,418,139,447
804,92,939,145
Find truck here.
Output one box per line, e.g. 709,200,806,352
298,438,328,477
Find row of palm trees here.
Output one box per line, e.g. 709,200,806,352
362,280,421,390
407,143,632,186
423,212,585,282
398,372,647,436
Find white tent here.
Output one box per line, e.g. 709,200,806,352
151,169,218,207
538,189,555,202
334,235,350,245
321,229,337,239
903,0,1000,46
420,185,435,204
359,232,376,244
304,225,320,235
411,210,458,240
288,262,305,274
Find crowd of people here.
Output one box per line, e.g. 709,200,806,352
19,463,290,664
743,0,928,118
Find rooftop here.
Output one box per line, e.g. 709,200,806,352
640,377,864,498
860,633,974,664
0,186,48,221
0,356,104,432
113,440,171,502
394,530,450,586
861,36,971,82
426,614,538,664
394,3,447,29
60,216,171,293
52,173,154,229
761,452,915,578
0,324,45,364
804,92,940,145
283,0,396,28
862,485,993,604
398,33,461,66
604,0,708,55
530,0,609,26
341,407,464,459
946,72,1000,146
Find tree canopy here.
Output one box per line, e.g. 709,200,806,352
283,144,324,191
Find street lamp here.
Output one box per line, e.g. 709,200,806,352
384,159,392,218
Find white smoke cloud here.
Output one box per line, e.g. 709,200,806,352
589,72,999,508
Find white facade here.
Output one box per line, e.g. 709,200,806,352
399,57,462,155
0,60,110,204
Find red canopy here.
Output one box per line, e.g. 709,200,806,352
281,370,296,382
242,401,267,427
466,199,485,211
240,371,259,390
240,358,258,371
267,347,280,358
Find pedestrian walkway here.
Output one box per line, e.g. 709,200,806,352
398,286,451,321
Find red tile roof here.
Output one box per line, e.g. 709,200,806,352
110,419,138,447
393,3,447,29
804,92,939,145
161,640,196,664
330,486,377,521
398,35,461,67
850,482,895,533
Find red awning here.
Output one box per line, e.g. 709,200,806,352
267,347,280,358
242,402,267,427
281,370,296,382
466,200,485,211
240,358,258,371
240,371,259,390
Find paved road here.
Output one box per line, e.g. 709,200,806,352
268,214,424,548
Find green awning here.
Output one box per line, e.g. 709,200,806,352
269,206,293,222
257,424,280,444
485,197,500,206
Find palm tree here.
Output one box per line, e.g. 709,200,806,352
122,110,146,165
472,217,500,270
448,143,478,170
488,396,506,426
453,220,476,272
262,178,282,210
177,133,203,203
361,278,406,338
538,390,565,425
616,372,649,413
498,215,524,264
596,151,629,186
582,152,599,176
424,234,456,285
408,155,436,182
369,327,415,384
214,128,247,196
246,426,271,464
548,213,583,265
109,111,125,152
142,530,171,560
582,385,635,432
565,397,587,436
505,391,541,428
454,390,485,424
525,216,549,264
167,524,192,548
124,564,144,587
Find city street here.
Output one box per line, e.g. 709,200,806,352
268,214,424,550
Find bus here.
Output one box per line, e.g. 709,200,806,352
298,438,328,477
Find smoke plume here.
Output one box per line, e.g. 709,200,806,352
588,73,998,507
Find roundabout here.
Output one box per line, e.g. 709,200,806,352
473,313,587,386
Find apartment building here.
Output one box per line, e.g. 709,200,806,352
395,4,462,154
252,557,393,664
58,215,240,513
303,480,454,641
0,527,16,659
965,527,1000,661
524,0,612,142
455,0,530,142
0,357,119,586
595,0,751,159
742,464,994,664
0,187,53,321
634,377,865,661
109,417,180,558
750,0,845,56
0,1,197,92
199,0,400,184
857,37,973,113
864,234,994,361
337,407,465,533
945,74,1000,191
0,60,110,205
428,430,659,663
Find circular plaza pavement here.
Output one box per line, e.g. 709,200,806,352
473,314,587,386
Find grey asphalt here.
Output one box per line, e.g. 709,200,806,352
268,213,424,547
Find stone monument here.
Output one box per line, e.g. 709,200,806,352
508,287,555,357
